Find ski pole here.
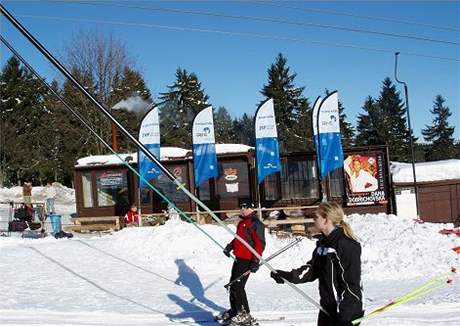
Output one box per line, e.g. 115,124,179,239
224,237,304,289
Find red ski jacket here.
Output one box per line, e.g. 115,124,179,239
124,210,139,224
231,212,266,260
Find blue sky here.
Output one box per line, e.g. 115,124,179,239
1,1,459,140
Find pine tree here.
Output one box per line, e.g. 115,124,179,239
325,89,355,148
232,114,255,146
355,96,383,146
422,95,456,161
159,68,209,147
214,106,236,143
296,101,314,151
376,77,417,161
38,79,91,185
0,56,49,185
455,141,460,159
61,68,107,155
261,53,311,153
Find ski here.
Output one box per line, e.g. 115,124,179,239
352,267,457,325
172,316,286,325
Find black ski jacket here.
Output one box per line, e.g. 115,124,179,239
276,227,363,323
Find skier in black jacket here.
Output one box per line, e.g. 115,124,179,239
270,202,364,326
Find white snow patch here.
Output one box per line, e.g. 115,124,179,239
75,147,192,167
0,213,458,325
75,144,253,167
391,159,460,183
215,143,253,154
347,213,459,280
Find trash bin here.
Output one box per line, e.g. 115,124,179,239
49,214,62,235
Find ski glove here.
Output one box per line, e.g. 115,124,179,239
223,243,233,257
270,271,285,284
249,259,260,273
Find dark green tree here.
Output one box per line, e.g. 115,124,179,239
214,106,236,143
355,96,383,146
38,80,68,184
422,95,456,161
455,141,460,159
159,68,209,147
260,53,311,153
61,68,105,155
232,114,255,146
0,56,49,185
376,77,417,161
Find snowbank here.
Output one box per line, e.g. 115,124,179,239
3,211,456,283
391,159,460,183
0,204,459,325
0,182,74,205
348,213,459,280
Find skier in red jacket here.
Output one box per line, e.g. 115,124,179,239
216,202,265,325
124,204,139,226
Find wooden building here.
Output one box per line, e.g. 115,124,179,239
73,144,392,220
392,160,460,225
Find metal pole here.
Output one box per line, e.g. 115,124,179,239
0,118,4,187
111,123,118,151
394,52,420,218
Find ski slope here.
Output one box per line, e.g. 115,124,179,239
0,186,459,325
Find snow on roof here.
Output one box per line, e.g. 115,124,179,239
391,159,460,183
75,147,191,167
75,144,253,167
215,143,253,154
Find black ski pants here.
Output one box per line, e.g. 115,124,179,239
317,310,362,326
229,258,252,314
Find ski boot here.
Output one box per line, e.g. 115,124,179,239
228,312,257,326
214,309,233,324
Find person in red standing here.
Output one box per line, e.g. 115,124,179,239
124,204,139,226
216,202,266,325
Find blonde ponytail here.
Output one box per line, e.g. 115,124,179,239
317,202,358,241
340,220,358,241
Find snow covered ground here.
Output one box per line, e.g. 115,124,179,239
0,186,459,325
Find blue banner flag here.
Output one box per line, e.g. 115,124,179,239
138,106,161,188
255,99,281,184
315,91,344,179
192,106,218,187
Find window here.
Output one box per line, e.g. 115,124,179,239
264,173,279,201
280,158,319,200
153,165,188,202
95,170,129,207
197,180,211,201
329,168,344,198
82,173,93,208
140,187,151,204
216,161,250,199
